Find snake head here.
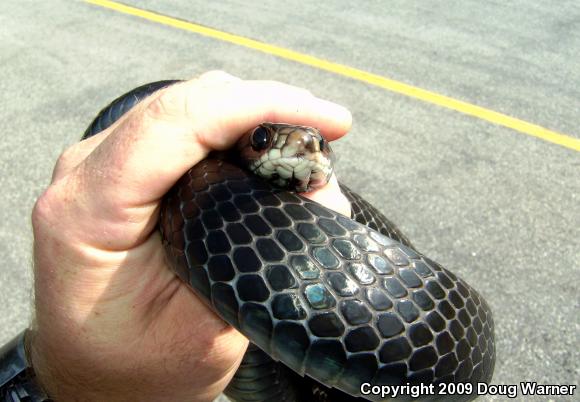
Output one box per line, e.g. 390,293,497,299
236,122,334,192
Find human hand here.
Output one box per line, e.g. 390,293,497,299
30,71,352,402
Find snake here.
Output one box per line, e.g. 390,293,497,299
82,80,495,402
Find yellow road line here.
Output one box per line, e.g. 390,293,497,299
86,0,580,152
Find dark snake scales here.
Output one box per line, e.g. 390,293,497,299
83,81,495,402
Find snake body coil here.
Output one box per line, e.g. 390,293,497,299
84,81,495,402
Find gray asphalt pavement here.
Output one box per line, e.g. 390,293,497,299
1,1,578,401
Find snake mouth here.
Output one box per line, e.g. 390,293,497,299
250,153,333,192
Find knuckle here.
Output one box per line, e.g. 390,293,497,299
54,145,75,171
144,88,183,121
52,145,82,183
32,186,58,231
32,177,77,233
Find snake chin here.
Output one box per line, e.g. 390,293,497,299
248,155,333,193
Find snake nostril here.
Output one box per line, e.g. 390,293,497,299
319,137,327,151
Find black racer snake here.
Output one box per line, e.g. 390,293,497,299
83,80,495,402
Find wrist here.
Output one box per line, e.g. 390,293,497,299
28,330,99,402
26,331,60,402
27,328,223,402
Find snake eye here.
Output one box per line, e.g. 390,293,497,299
251,126,271,151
